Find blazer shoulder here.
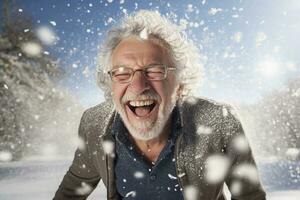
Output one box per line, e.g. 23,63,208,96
182,96,233,116
79,101,115,136
181,96,241,130
82,101,114,121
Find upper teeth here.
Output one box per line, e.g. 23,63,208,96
129,100,155,107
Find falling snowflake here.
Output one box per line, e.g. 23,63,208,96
184,185,198,200
187,4,194,13
255,32,267,47
197,125,213,135
102,140,115,155
125,191,136,197
233,164,259,184
36,26,57,45
230,180,242,196
34,114,40,120
75,136,85,150
232,32,243,43
285,148,300,160
208,8,223,15
134,171,145,179
21,42,42,57
231,135,250,153
107,17,115,24
292,88,300,97
72,63,79,68
178,172,186,178
76,182,92,195
0,151,13,162
50,21,57,26
204,154,230,183
194,22,199,28
168,173,177,180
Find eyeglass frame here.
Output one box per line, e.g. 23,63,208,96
107,64,176,83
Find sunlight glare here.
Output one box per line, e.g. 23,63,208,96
256,57,280,78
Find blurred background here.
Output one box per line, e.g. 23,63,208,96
0,0,299,199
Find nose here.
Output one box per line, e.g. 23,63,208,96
129,70,150,94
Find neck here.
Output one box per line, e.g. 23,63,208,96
135,132,168,151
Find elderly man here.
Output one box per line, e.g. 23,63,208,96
54,10,266,200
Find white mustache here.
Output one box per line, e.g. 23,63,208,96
121,90,161,104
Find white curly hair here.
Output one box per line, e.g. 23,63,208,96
96,10,203,101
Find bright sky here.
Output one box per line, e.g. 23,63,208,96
9,0,300,107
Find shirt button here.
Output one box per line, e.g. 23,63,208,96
150,175,156,181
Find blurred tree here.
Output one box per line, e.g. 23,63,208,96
246,77,300,159
0,0,82,161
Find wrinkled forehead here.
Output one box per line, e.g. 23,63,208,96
110,36,173,68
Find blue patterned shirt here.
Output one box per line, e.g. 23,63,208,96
112,107,184,200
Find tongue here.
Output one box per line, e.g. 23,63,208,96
135,106,151,117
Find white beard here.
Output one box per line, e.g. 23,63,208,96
114,91,177,141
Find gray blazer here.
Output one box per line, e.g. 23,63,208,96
54,97,266,200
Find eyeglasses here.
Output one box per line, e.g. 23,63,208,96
108,64,176,83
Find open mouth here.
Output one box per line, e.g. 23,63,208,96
126,100,157,117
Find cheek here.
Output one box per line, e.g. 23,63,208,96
112,83,127,103
153,80,177,104
165,74,178,93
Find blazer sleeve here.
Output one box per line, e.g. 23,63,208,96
53,110,101,200
224,108,267,200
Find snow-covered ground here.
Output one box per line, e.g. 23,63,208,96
0,159,299,200
0,159,105,200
